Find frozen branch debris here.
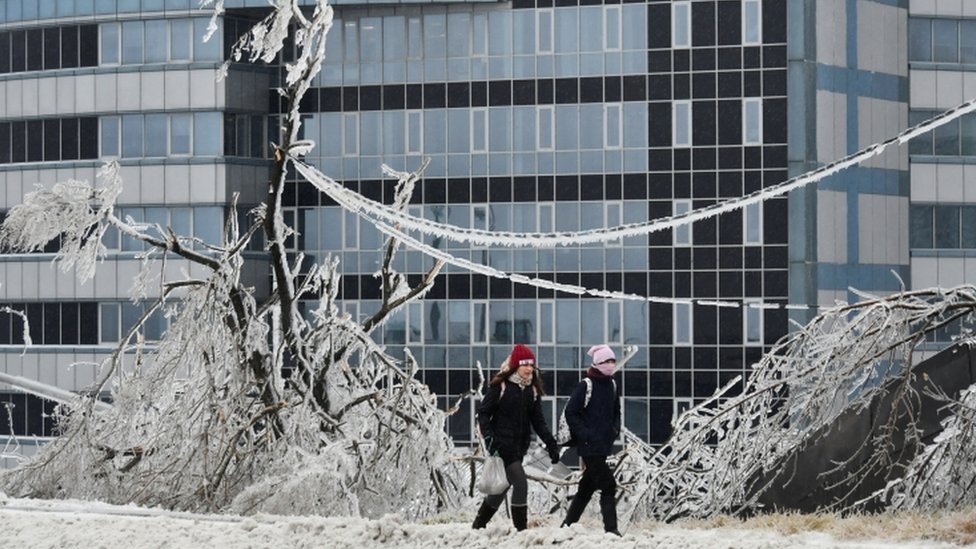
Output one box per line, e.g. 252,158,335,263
0,0,464,520
614,285,976,523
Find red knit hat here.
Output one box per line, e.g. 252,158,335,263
509,344,535,367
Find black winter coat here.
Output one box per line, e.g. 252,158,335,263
477,379,557,460
564,368,620,457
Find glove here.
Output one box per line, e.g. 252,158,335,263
547,444,561,464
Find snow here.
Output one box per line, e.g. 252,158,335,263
0,495,959,549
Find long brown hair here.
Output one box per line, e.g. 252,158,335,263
489,357,547,396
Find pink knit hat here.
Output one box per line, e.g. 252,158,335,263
587,344,617,376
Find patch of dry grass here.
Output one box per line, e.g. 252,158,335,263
657,508,976,546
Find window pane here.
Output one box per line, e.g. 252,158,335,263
743,99,761,144
61,26,78,69
100,302,120,343
934,205,960,248
43,27,60,70
122,20,143,64
145,114,168,156
145,20,167,63
674,101,691,146
101,23,120,64
673,2,690,48
962,21,976,64
122,115,143,158
933,19,958,63
43,119,60,161
909,19,932,62
933,119,959,155
962,113,976,156
743,0,761,44
101,117,120,157
909,110,933,155
194,207,223,246
194,18,219,61
193,112,221,156
170,19,191,61
962,206,976,248
170,113,191,154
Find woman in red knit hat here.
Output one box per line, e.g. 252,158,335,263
472,343,560,531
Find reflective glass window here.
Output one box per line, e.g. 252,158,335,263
742,0,761,45
101,117,120,157
170,19,191,61
673,2,691,49
935,205,960,248
145,114,168,157
909,18,931,62
101,23,120,65
933,19,958,62
193,18,219,61
122,115,144,158
170,113,191,155
193,112,221,156
145,20,167,62
910,205,933,248
122,21,144,64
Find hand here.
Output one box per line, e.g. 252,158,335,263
548,445,561,464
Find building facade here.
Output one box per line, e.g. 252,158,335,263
0,0,949,465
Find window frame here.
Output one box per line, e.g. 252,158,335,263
673,199,692,246
673,301,692,346
743,201,763,245
673,100,692,148
742,97,763,145
742,0,762,46
743,299,764,346
672,1,691,49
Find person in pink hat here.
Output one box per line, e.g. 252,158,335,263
560,344,622,536
472,343,560,531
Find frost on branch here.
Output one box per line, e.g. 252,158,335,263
0,162,122,282
0,0,465,520
613,285,976,523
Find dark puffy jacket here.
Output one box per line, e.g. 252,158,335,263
564,368,620,457
477,380,556,460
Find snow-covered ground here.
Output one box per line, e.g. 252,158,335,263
0,494,967,548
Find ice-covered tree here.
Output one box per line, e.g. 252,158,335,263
0,0,465,519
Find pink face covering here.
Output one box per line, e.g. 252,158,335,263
588,344,617,375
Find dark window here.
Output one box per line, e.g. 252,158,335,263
717,2,741,45
223,114,237,156
488,80,511,106
27,120,43,162
10,121,25,163
61,118,78,160
0,306,9,344
250,116,264,158
0,32,10,73
11,30,25,72
423,83,446,108
360,85,381,110
26,29,43,71
61,26,78,69
41,303,61,345
79,118,98,159
383,84,406,109
0,122,9,164
80,302,98,344
43,119,60,161
79,25,98,67
43,27,60,70
61,303,79,345
935,205,961,248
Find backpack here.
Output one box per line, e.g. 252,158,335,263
556,378,616,446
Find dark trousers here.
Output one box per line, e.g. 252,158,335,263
562,455,617,532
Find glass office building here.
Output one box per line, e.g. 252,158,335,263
0,0,924,463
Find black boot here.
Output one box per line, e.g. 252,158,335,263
511,504,527,531
600,493,619,535
472,500,498,529
561,494,589,527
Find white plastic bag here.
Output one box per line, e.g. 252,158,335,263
476,456,509,495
